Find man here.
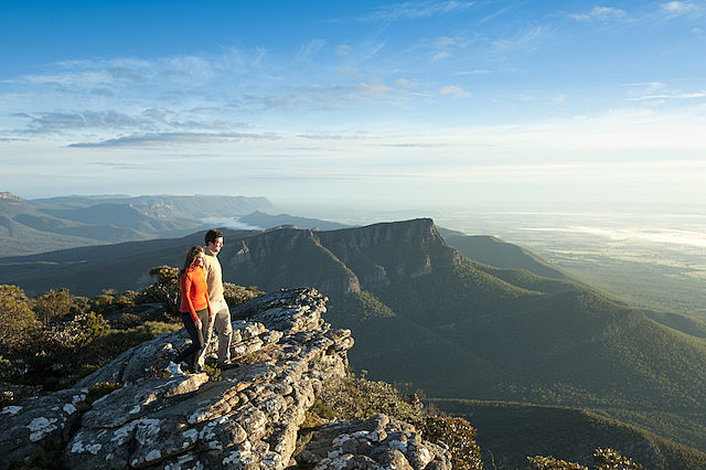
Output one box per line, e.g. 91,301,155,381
201,229,233,367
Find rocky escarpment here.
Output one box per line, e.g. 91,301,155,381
0,288,452,470
222,219,462,296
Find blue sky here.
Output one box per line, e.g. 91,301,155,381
1,0,705,210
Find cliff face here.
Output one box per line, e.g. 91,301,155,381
221,218,460,295
316,219,461,286
0,288,452,470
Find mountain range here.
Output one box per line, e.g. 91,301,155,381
1,214,705,462
0,192,272,257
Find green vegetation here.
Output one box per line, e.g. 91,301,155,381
301,371,483,470
86,382,123,404
139,265,181,317
439,229,568,280
328,290,396,322
0,265,261,406
429,398,706,470
528,448,644,470
420,416,483,470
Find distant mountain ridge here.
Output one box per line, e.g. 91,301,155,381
0,192,273,257
438,227,567,280
237,210,351,231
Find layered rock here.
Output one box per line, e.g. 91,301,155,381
296,414,452,470
0,288,451,470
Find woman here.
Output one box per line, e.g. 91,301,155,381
167,245,213,375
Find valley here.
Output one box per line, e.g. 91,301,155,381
2,195,706,466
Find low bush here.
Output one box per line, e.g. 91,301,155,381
223,283,263,307
0,285,40,356
528,448,644,470
420,416,483,470
87,382,123,404
303,371,484,470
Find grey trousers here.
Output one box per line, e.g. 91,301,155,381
203,298,232,364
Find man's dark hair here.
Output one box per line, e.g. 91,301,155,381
205,229,224,245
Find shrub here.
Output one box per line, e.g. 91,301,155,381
90,293,116,314
223,283,263,307
0,285,40,356
594,448,644,470
139,265,181,318
30,288,82,324
11,311,111,390
420,416,483,470
528,448,644,470
115,290,138,309
528,455,588,470
310,372,424,424
80,321,181,366
301,371,484,470
87,382,123,404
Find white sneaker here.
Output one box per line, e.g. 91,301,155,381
167,361,185,376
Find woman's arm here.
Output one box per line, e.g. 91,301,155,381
183,273,199,323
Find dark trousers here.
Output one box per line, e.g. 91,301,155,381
176,308,210,373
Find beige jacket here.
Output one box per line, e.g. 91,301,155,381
202,248,225,303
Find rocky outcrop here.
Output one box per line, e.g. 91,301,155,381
0,192,22,202
296,414,452,470
0,288,451,470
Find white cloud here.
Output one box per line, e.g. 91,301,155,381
297,40,327,61
628,91,706,101
660,1,698,14
420,34,472,62
432,51,452,61
16,110,152,134
620,82,666,90
569,6,628,22
395,78,418,89
454,70,491,76
368,1,475,22
335,66,359,75
336,44,351,56
490,25,548,52
68,131,279,148
440,85,471,97
19,71,115,88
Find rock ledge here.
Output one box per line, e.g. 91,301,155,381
1,288,450,470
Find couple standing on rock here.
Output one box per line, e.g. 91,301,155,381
168,229,233,376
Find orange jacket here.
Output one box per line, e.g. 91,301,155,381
179,266,212,322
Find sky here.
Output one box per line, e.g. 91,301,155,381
1,0,705,211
